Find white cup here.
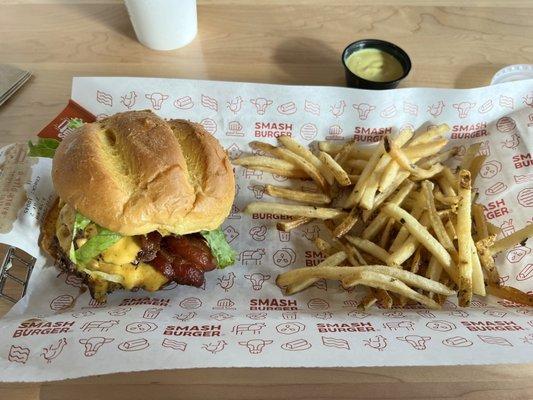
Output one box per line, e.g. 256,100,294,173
125,0,197,51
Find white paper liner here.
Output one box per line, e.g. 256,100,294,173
0,77,531,382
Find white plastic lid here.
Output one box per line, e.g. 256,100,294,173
491,64,533,85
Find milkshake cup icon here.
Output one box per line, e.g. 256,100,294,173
143,307,163,319
282,312,297,320
279,230,291,242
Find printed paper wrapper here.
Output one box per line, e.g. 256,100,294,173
0,77,532,382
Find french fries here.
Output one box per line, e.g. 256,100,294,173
265,184,331,205
476,236,501,286
232,124,533,309
472,204,489,240
245,202,345,219
457,170,473,307
318,151,351,186
250,141,328,191
342,270,441,310
277,135,335,185
490,224,533,255
333,207,359,238
383,203,458,283
276,265,456,296
284,251,347,295
345,236,390,263
486,285,533,307
277,217,312,232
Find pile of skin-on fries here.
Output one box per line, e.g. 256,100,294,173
233,124,533,309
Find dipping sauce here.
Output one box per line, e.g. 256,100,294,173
345,48,404,82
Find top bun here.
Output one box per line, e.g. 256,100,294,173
52,111,235,236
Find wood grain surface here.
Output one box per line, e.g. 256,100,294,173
0,1,532,398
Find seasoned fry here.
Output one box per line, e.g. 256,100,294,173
468,155,487,186
379,126,434,192
277,135,335,185
348,174,360,184
384,136,444,179
434,191,459,206
490,224,533,254
373,288,393,309
284,251,347,295
318,151,351,186
317,140,344,156
345,159,367,172
317,141,373,160
382,203,459,284
403,138,448,159
249,141,281,156
379,218,395,249
476,236,500,286
389,191,424,252
470,237,486,296
277,217,312,232
345,242,367,265
457,169,473,307
250,141,328,190
333,207,359,238
425,257,442,299
341,270,441,309
422,180,456,256
360,291,378,309
409,248,423,275
345,142,384,207
330,238,359,266
408,124,450,146
418,147,459,169
365,170,411,218
245,202,345,219
233,156,298,170
472,203,489,240
378,161,401,193
388,212,429,266
445,219,457,241
240,165,309,179
360,130,413,210
314,237,332,254
277,265,455,295
486,285,533,307
487,222,502,236
345,236,390,263
460,143,481,171
333,140,358,165
265,184,331,205
441,167,459,193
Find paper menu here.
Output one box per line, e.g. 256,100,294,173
0,77,532,382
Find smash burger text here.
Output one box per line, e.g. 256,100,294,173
13,321,75,338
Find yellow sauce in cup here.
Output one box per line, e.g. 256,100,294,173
345,48,404,82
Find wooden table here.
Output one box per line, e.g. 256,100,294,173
1,0,532,398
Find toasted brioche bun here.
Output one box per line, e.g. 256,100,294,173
52,111,235,236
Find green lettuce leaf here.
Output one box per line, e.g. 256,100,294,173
67,118,84,129
27,138,60,158
75,228,122,265
28,119,84,158
201,228,235,268
68,212,92,263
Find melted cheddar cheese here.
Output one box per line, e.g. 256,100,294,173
101,236,142,265
89,260,168,291
56,202,168,291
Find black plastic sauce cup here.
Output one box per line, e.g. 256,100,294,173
342,39,411,90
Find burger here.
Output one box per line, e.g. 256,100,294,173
38,110,236,301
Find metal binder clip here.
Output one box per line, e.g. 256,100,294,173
0,246,36,303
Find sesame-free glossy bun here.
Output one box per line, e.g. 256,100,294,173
52,111,235,236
